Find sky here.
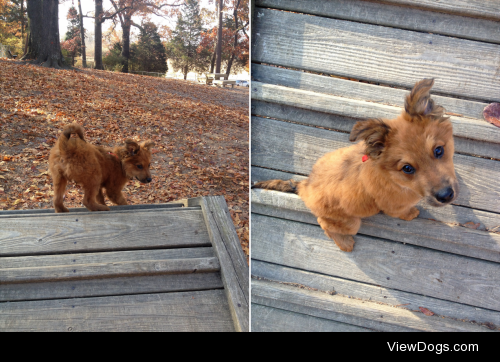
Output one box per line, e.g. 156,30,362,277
58,0,215,41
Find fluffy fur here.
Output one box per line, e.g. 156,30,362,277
49,123,154,213
253,79,458,252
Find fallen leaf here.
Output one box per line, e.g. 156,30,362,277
463,222,480,230
483,103,500,127
419,307,434,316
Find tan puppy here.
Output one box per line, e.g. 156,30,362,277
49,123,154,213
253,79,458,252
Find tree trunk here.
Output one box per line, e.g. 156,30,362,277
121,20,131,73
215,0,223,74
94,0,104,70
209,42,216,73
21,0,42,60
77,0,86,68
225,0,241,79
37,0,64,68
21,0,25,51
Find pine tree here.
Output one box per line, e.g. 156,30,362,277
166,0,204,79
61,6,83,65
132,22,167,73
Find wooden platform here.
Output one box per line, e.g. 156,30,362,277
251,0,500,332
0,196,248,332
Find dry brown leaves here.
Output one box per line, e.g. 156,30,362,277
0,59,249,258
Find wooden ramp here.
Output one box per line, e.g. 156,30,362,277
251,0,500,332
0,197,248,332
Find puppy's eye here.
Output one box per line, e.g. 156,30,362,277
137,165,143,169
402,165,415,174
434,146,444,159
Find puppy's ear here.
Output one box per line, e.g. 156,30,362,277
349,119,390,158
141,141,154,151
124,139,140,156
405,78,446,120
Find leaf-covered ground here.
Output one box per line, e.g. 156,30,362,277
0,59,249,258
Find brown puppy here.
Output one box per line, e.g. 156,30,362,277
253,79,458,252
49,123,154,213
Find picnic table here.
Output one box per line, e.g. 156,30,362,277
0,196,249,332
251,0,500,332
199,73,227,85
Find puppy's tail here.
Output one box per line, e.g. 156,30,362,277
251,179,300,194
59,123,85,153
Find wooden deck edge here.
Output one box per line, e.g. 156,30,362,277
252,260,500,329
179,196,249,332
252,279,495,332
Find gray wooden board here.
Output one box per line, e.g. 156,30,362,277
252,64,489,120
251,303,373,332
252,101,500,161
0,209,210,257
0,247,217,284
181,196,249,332
0,272,224,302
253,8,500,102
251,214,500,311
252,189,500,263
252,81,500,146
0,289,235,332
370,0,500,21
252,279,493,332
252,260,500,329
251,167,500,232
0,202,184,216
251,117,500,214
255,0,500,44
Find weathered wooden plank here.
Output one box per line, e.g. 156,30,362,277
251,167,500,232
181,196,249,332
0,290,235,332
0,209,210,256
251,214,500,311
251,117,500,213
253,8,500,102
0,202,185,216
0,272,224,302
255,0,500,43
252,64,489,120
0,248,218,284
252,279,493,332
251,303,373,332
252,189,500,262
252,260,500,329
252,82,500,146
369,0,500,21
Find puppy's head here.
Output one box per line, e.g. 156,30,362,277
117,140,155,183
350,79,458,207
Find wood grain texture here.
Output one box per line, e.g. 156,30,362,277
251,117,500,213
368,0,500,21
251,189,500,262
0,209,210,256
252,260,500,329
251,303,373,332
0,248,218,284
251,167,500,232
252,279,493,332
253,8,500,102
181,196,249,332
251,214,500,311
256,0,500,43
0,290,235,332
252,81,500,146
0,203,185,216
0,272,224,302
252,64,489,120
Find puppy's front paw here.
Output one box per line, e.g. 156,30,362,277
325,231,355,252
399,207,420,221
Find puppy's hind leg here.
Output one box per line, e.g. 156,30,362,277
82,183,110,211
107,190,128,206
52,173,69,213
96,188,106,205
317,216,361,252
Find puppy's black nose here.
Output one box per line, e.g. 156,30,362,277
435,187,454,203
146,177,152,183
